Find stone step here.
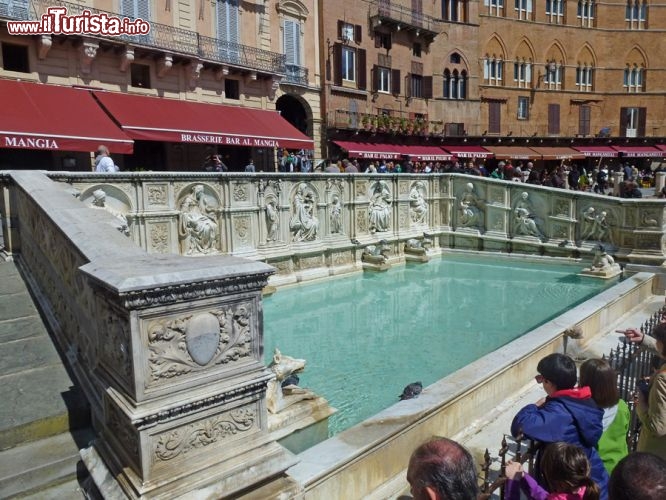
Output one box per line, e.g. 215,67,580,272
0,260,90,450
0,428,94,499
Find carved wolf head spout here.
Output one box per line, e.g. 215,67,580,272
270,348,306,382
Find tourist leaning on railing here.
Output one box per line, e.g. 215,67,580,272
621,324,666,460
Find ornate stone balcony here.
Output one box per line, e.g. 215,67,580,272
370,0,440,43
14,0,286,77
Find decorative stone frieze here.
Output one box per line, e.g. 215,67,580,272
153,406,258,463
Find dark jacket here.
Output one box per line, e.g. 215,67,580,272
511,387,609,500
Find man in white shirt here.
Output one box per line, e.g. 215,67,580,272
94,145,118,172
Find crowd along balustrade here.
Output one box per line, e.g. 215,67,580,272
0,170,664,499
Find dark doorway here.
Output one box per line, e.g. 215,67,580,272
276,94,309,136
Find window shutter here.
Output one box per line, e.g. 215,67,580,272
619,107,628,136
217,0,240,43
333,43,342,86
374,33,381,48
405,73,412,98
386,34,392,50
137,0,150,21
354,25,362,44
489,102,501,134
423,76,433,99
357,49,367,90
483,60,489,79
579,106,591,136
391,69,401,95
372,65,379,91
121,0,135,17
284,20,299,66
548,103,560,134
637,107,646,136
526,64,532,84
337,20,344,39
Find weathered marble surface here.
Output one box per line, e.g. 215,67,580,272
40,172,666,279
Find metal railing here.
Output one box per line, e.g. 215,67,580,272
374,0,441,33
14,0,285,75
284,64,309,86
479,305,665,498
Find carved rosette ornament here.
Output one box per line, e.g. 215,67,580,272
153,407,256,462
147,305,252,383
233,183,248,202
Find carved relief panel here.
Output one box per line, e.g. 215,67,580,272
409,181,428,226
289,182,319,242
143,302,255,389
176,184,220,256
148,222,170,254
146,184,168,208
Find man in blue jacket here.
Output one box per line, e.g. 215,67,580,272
511,353,609,500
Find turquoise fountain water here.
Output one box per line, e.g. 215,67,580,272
263,254,619,436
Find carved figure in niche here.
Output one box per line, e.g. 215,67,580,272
265,199,279,242
330,194,343,234
514,192,543,239
409,181,428,224
580,207,613,244
289,182,319,242
458,182,482,228
178,184,218,255
90,188,129,236
266,348,315,414
368,181,391,233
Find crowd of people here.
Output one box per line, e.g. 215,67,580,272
311,157,657,197
405,323,666,500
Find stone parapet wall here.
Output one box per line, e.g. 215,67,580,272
0,171,296,498
49,172,666,280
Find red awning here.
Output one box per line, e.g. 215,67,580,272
572,146,618,157
657,145,666,153
392,145,453,161
93,91,313,150
0,80,133,153
483,146,538,160
611,146,664,158
529,147,585,160
442,145,492,159
332,141,402,160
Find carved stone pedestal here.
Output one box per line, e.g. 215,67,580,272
404,252,430,263
579,264,622,279
362,258,391,272
269,397,337,455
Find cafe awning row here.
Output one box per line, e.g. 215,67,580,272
573,146,618,157
93,91,313,150
393,145,453,161
0,80,134,154
443,145,492,159
528,147,585,160
611,146,664,157
483,146,538,160
333,141,402,160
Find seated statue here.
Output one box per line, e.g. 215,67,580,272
266,348,315,414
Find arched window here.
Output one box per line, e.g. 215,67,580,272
544,61,563,90
575,65,593,91
625,1,647,29
623,66,644,92
577,0,594,27
513,60,532,88
443,69,467,99
483,58,503,86
443,69,452,98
